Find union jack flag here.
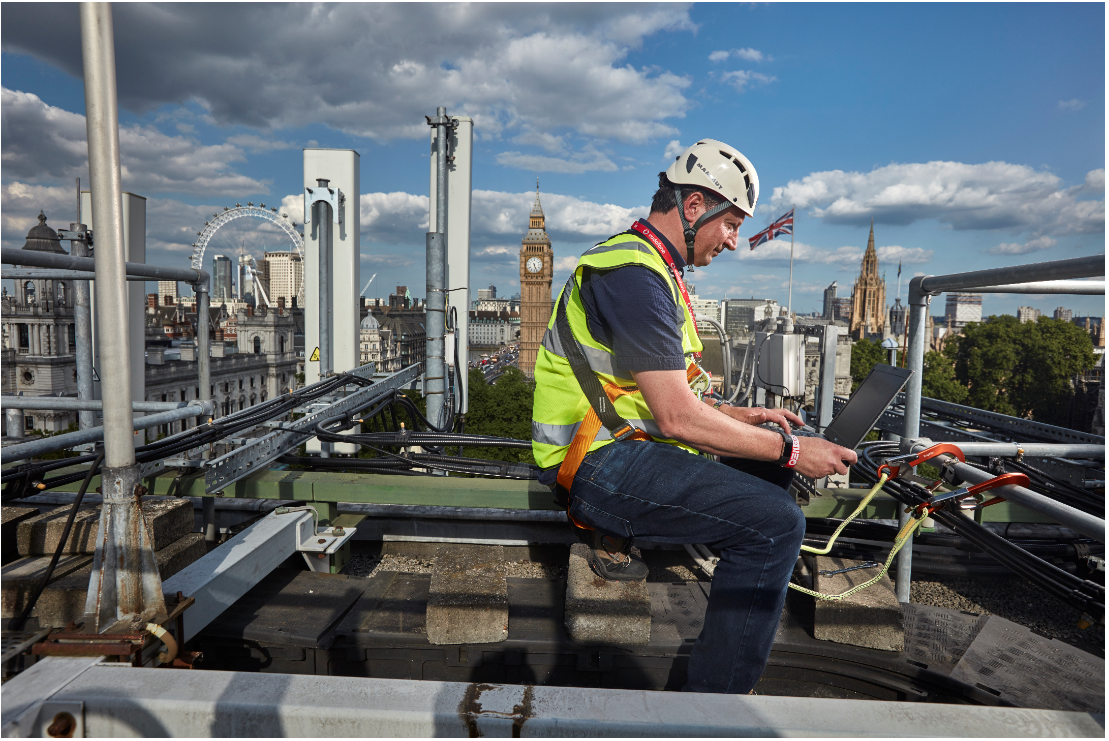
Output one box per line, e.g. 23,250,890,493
748,208,794,250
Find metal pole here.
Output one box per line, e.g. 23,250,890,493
909,441,1105,459
315,181,332,459
1,397,208,412
425,108,449,437
70,225,95,430
5,407,26,466
1,247,209,284
79,2,165,629
81,1,133,470
956,280,1105,295
196,283,211,426
919,255,1103,294
787,209,794,316
1,403,212,461
1,269,153,281
895,276,932,603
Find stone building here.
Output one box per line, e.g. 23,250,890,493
0,213,79,432
142,303,298,437
848,222,886,340
469,310,520,347
358,312,403,373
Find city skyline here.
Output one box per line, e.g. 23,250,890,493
1,3,1103,318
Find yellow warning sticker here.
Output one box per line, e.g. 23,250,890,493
309,347,320,362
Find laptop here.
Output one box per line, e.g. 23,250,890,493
761,364,913,450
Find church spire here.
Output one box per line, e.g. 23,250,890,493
865,219,875,256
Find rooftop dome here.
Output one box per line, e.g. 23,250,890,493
23,212,66,254
360,313,380,330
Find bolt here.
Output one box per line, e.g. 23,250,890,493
47,712,76,738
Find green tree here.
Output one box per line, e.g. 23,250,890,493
464,367,536,465
849,337,888,391
943,315,1096,425
920,350,968,404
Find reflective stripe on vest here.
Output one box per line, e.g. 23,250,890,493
532,417,665,447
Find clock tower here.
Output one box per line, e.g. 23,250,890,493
519,182,553,378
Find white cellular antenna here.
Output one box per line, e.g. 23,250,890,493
360,273,378,296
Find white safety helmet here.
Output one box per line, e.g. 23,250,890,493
664,139,759,268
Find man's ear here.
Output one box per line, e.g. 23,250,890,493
683,190,704,222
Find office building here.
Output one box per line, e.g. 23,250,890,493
945,293,983,330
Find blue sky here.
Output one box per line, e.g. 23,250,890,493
2,2,1104,319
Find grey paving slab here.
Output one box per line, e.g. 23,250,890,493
950,615,1104,713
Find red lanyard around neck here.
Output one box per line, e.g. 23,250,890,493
629,221,702,361
630,221,699,331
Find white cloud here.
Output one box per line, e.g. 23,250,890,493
1,88,269,197
225,134,295,153
985,235,1057,256
770,160,1105,236
663,139,684,161
496,147,617,174
1,4,694,144
719,70,777,93
877,245,933,264
1085,169,1105,192
739,239,864,267
709,48,767,62
511,130,566,155
1058,98,1086,111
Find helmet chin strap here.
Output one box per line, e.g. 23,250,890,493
673,186,733,273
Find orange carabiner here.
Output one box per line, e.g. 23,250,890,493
916,471,1030,516
878,443,967,480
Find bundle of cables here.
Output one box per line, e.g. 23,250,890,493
851,440,1104,621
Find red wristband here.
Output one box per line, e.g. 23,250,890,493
784,435,800,468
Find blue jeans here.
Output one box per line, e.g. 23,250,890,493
569,439,805,694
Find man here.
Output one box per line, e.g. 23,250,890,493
531,139,857,695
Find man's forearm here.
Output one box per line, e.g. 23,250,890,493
635,370,784,460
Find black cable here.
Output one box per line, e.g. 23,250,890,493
12,449,104,631
855,441,1104,618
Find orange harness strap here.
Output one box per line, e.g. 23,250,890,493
557,364,702,530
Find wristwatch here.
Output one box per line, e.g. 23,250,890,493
774,429,801,468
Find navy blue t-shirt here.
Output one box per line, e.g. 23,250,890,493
538,219,687,485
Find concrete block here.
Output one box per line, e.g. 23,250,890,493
17,498,194,557
2,506,40,565
1,554,95,618
2,533,206,628
426,545,508,645
812,556,903,651
16,506,99,557
564,542,650,646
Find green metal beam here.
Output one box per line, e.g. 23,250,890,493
41,465,1051,524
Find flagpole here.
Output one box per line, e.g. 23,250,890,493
787,205,795,316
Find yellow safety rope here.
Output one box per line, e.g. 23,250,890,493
789,473,927,601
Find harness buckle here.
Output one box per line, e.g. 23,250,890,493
611,424,638,442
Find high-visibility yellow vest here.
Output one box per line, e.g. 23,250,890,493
531,231,705,470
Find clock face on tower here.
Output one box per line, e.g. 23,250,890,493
526,256,543,274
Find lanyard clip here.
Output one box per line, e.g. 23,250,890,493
914,472,1030,517
878,443,966,481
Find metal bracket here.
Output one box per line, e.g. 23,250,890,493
297,523,357,573
304,186,342,226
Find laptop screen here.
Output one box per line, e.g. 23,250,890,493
823,364,913,449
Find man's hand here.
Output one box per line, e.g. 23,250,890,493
720,405,803,434
793,436,857,479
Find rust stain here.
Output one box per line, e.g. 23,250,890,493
457,682,488,737
511,686,534,738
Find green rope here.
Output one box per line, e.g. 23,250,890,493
789,474,927,601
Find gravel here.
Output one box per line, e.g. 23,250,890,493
343,541,1102,659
